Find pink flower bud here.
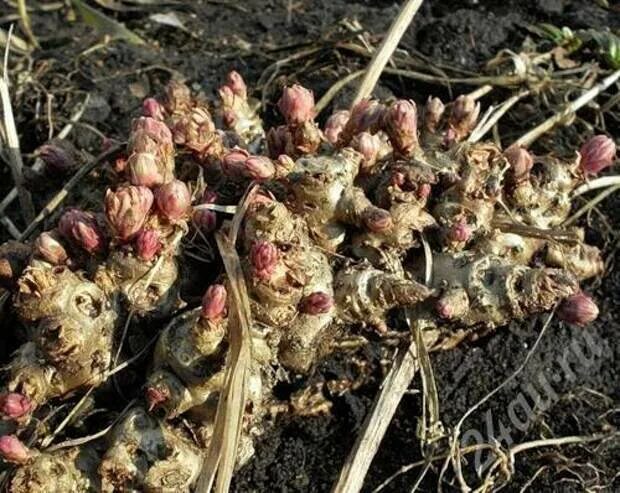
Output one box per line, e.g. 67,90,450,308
0,393,32,420
105,186,154,242
300,291,334,315
163,80,192,113
201,284,227,320
352,132,380,169
324,110,350,145
0,435,30,464
579,135,616,175
504,145,534,182
38,140,78,173
557,292,599,326
245,156,275,180
424,96,445,133
127,153,164,188
278,84,315,125
448,220,471,243
435,288,469,320
225,70,247,99
222,148,250,176
348,99,385,135
142,98,165,120
363,208,393,233
193,208,217,233
267,126,288,158
135,229,161,261
417,183,431,200
155,180,191,222
384,99,419,155
34,231,68,265
449,95,480,139
276,154,295,175
58,209,105,254
146,386,169,411
202,190,218,204
250,240,279,280
131,117,173,146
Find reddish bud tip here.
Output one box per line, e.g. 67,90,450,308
0,393,32,420
222,148,250,176
135,229,162,261
127,154,164,188
363,208,393,233
448,220,471,243
250,240,279,280
38,140,78,173
105,186,154,242
348,99,386,136
155,180,191,222
435,288,469,320
424,96,445,133
352,132,380,169
579,135,616,175
146,386,169,412
300,291,334,315
384,99,419,155
278,84,315,125
504,145,534,181
131,117,173,146
202,190,218,204
193,209,217,234
201,284,227,321
34,231,68,265
142,98,165,120
324,110,350,145
58,209,105,254
557,292,599,326
417,183,432,200
449,95,480,139
0,436,30,464
226,70,248,100
245,156,276,180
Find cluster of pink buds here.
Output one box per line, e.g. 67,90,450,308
423,96,445,133
324,110,350,145
0,435,30,464
222,148,275,180
38,139,79,173
105,185,154,242
155,179,191,222
383,99,419,156
33,231,68,265
0,393,32,420
300,291,334,315
250,240,279,280
201,284,227,321
135,229,162,261
504,145,534,183
557,292,599,326
58,209,105,254
579,135,616,175
127,117,175,187
448,218,472,244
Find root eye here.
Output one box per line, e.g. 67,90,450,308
74,293,103,318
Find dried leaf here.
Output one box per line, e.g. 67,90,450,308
71,0,145,45
0,28,30,55
149,12,187,32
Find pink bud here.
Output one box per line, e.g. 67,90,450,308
245,156,275,180
424,96,445,133
38,140,78,173
202,190,218,204
363,208,393,233
163,80,192,113
250,240,279,280
278,84,315,125
384,99,419,155
58,209,105,254
448,220,471,243
449,95,480,139
504,145,534,181
324,110,350,145
225,70,247,99
348,99,385,135
146,386,169,411
557,292,599,326
435,288,469,320
352,132,380,169
135,229,161,261
391,171,406,187
34,231,68,265
435,298,453,319
127,153,164,188
131,117,173,146
201,284,227,320
579,135,616,175
142,98,165,120
300,291,334,315
193,209,217,233
222,148,250,176
105,186,154,242
0,435,30,464
267,126,288,158
155,180,191,222
0,393,32,420
417,183,431,200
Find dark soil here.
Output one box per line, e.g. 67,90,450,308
1,1,618,491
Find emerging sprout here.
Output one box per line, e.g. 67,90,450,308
105,186,154,242
278,84,315,125
384,99,419,155
33,231,68,265
37,140,79,173
300,292,334,315
250,240,279,280
557,292,599,326
155,180,191,222
58,209,105,254
142,97,165,120
201,284,227,321
135,229,162,261
0,393,32,420
504,145,534,182
324,110,350,145
225,70,248,99
579,134,616,175
0,436,30,464
424,96,445,133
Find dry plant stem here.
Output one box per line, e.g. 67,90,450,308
563,184,620,227
0,94,90,216
0,76,35,223
572,175,620,197
352,0,424,105
332,343,420,493
513,69,620,148
468,90,530,143
16,0,38,48
19,143,123,240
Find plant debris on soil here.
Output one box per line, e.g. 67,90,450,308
0,1,618,492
